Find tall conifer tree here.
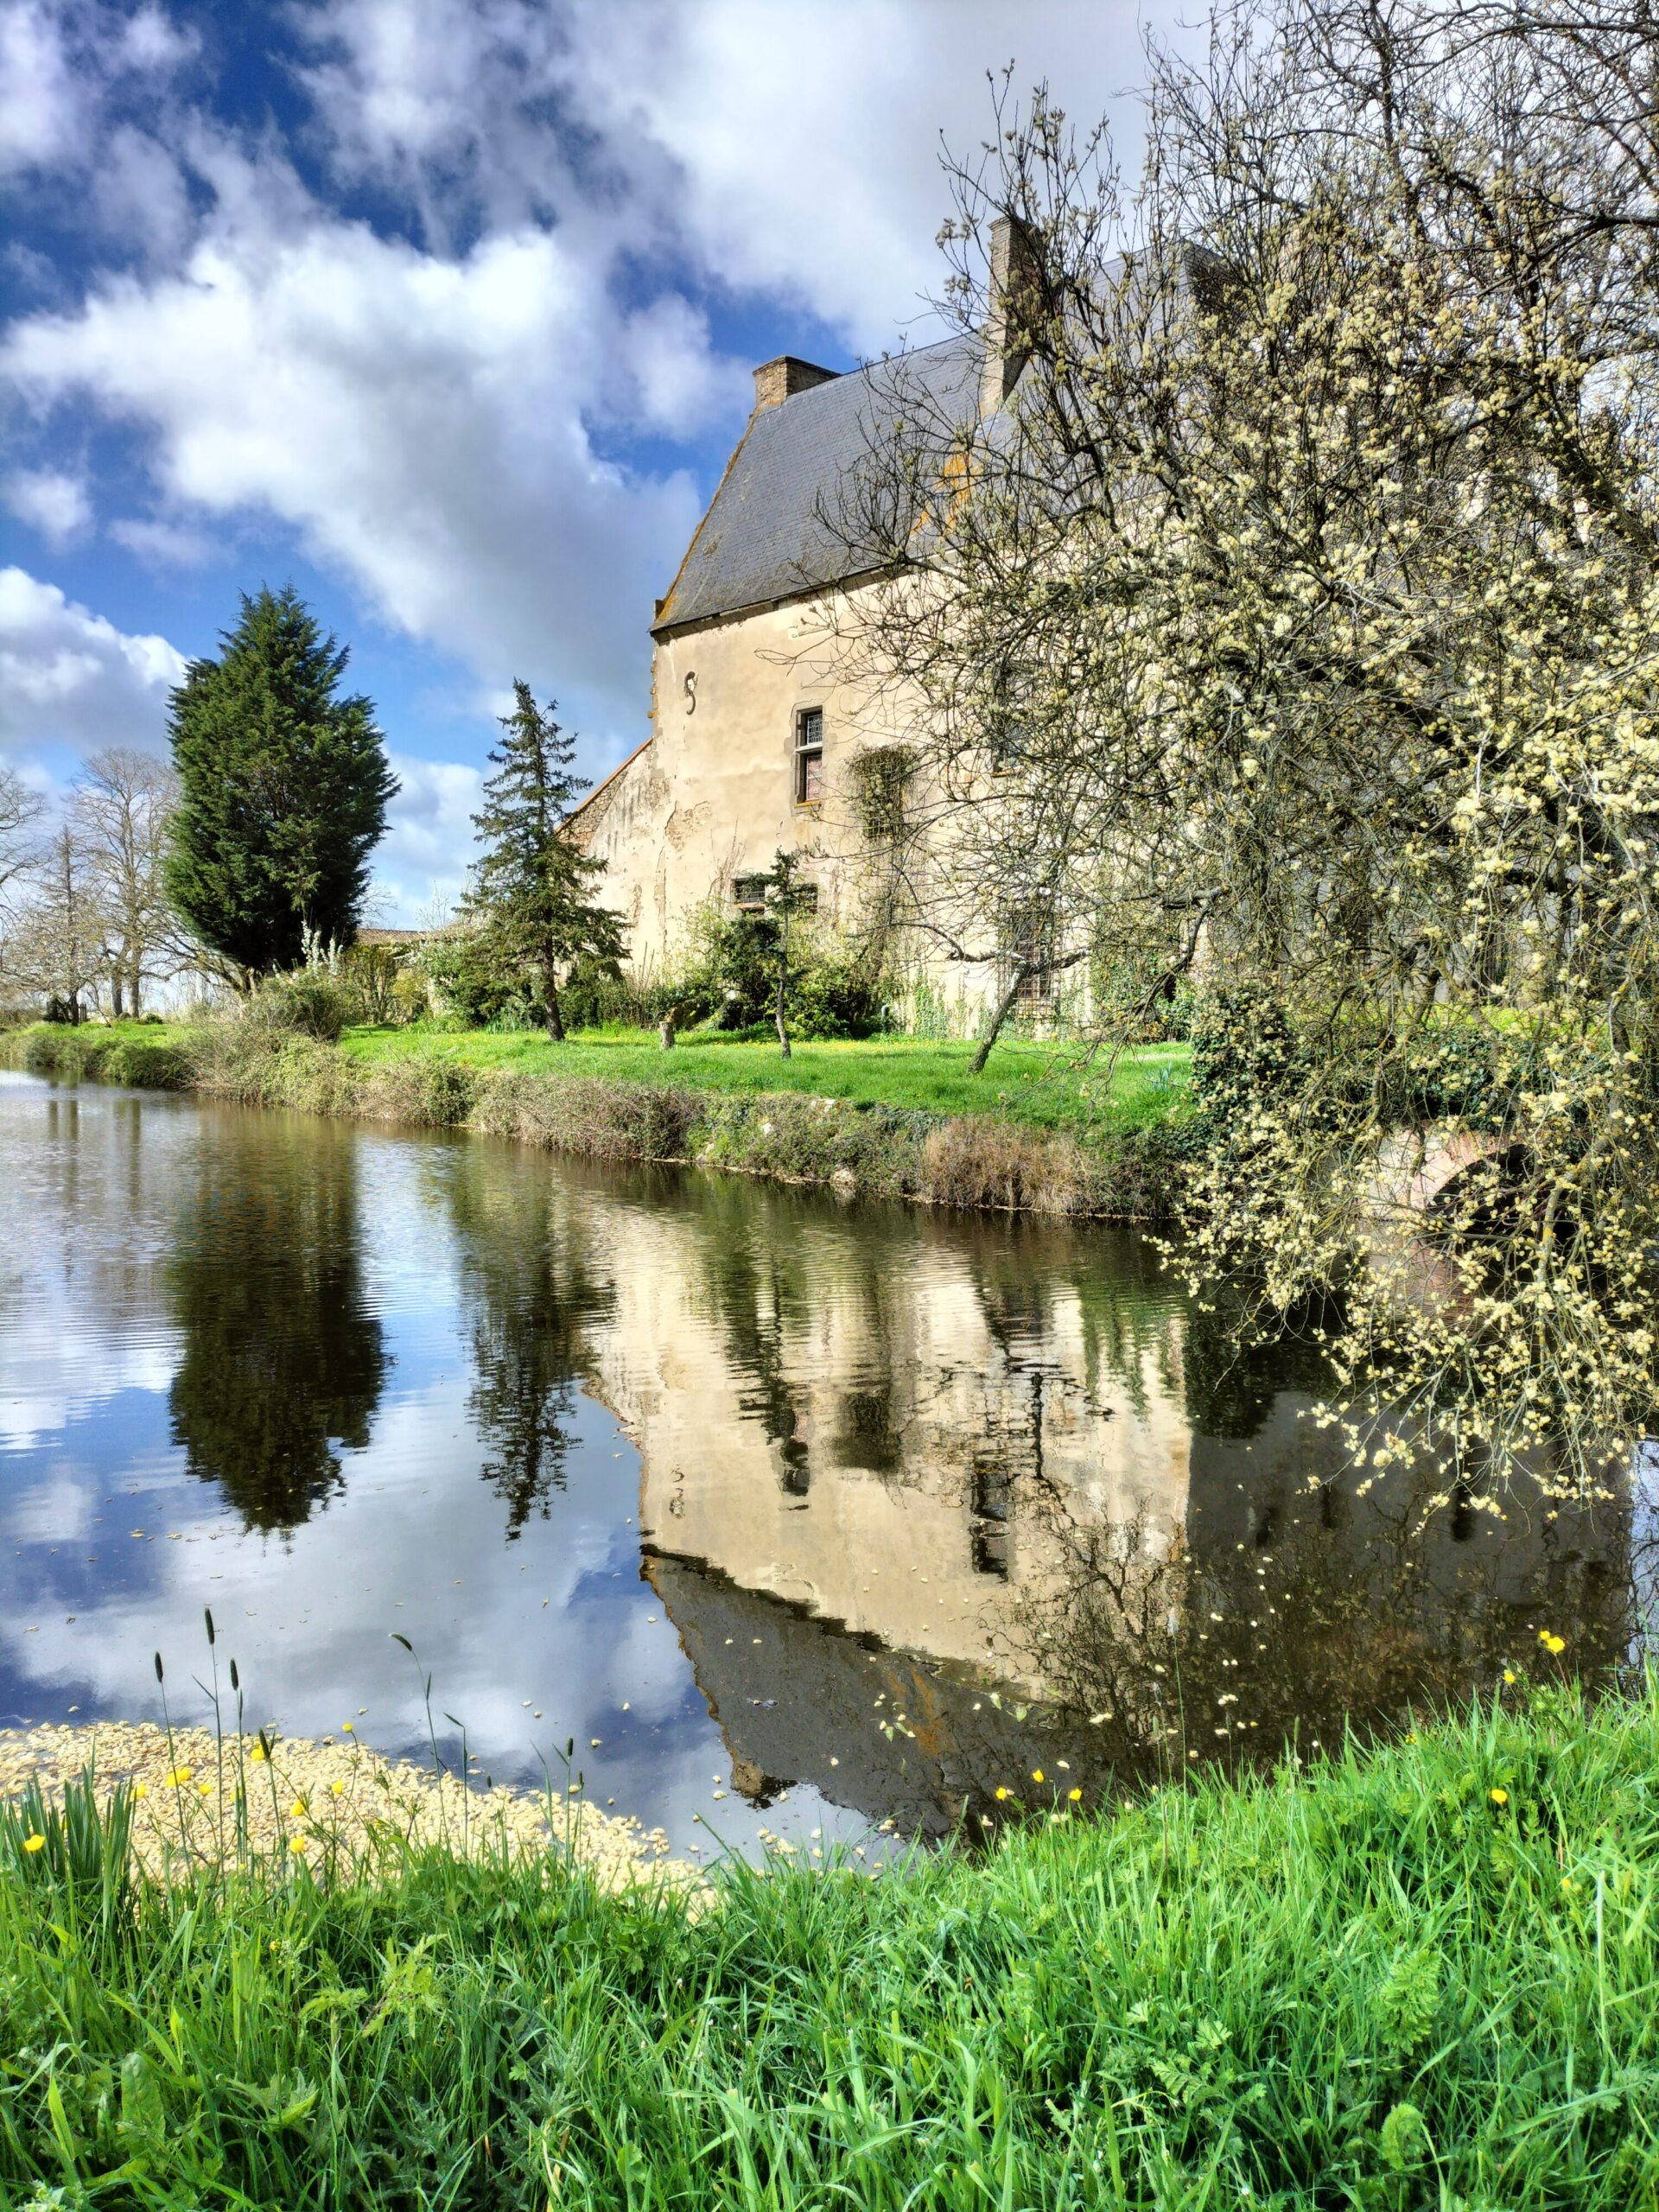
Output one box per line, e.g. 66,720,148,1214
165,587,397,975
464,682,624,1040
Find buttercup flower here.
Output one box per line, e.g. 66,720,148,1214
1032,1769,1045,1783
1489,1787,1510,1807
994,1787,1009,1802
289,1835,308,1854
1068,1788,1083,1802
22,1834,45,1853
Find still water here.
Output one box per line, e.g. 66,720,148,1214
1,1070,1649,1860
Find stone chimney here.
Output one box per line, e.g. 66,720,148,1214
752,355,840,412
980,213,1038,416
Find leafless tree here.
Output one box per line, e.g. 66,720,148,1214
72,747,184,1016
0,764,45,918
6,823,108,1023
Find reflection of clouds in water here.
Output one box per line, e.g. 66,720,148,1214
0,1354,847,1851
0,1320,181,1450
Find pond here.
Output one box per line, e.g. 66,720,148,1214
1,1068,1650,1861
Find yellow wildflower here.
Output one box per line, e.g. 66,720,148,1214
22,1834,46,1854
164,1766,193,1787
289,1835,308,1854
994,1786,1009,1802
1545,1634,1567,1656
1489,1788,1510,1807
341,1722,353,1733
1503,1670,1516,1686
198,1783,212,1798
289,1799,307,1818
1032,1769,1046,1783
250,1745,267,1764
134,1783,148,1800
1068,1788,1083,1802
331,1779,345,1797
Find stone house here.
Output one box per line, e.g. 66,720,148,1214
569,238,1039,1022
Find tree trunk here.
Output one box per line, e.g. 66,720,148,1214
970,965,1029,1074
775,948,791,1058
543,963,565,1043
111,973,125,1020
658,1007,677,1050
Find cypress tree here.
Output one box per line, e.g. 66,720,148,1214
164,586,397,974
463,682,625,1040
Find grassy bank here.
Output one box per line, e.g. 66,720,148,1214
3,1678,1656,2208
3,1020,1197,1219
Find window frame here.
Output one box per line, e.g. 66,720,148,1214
793,704,825,806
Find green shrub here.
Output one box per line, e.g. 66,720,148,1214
245,970,359,1043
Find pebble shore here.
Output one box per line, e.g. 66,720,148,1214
0,1721,696,1892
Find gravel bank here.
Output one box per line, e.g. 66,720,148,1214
0,1721,696,1891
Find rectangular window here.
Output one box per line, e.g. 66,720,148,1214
732,874,770,910
794,707,824,804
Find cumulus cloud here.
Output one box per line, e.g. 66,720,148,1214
376,748,485,915
0,565,186,753
108,513,216,567
304,0,1183,348
0,0,80,175
4,218,712,727
0,0,196,179
1,0,1189,798
3,464,92,545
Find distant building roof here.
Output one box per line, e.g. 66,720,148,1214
653,331,986,634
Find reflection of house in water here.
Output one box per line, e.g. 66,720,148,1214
591,1201,1192,1696
579,1178,1639,1830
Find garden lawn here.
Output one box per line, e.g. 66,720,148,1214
339,1026,1191,1135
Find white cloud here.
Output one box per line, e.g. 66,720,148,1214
376,748,484,916
3,464,92,544
0,565,186,753
109,513,216,567
4,219,709,727
0,1,79,175
0,0,196,179
304,0,1185,349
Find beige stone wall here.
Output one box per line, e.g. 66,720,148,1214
580,590,1005,1019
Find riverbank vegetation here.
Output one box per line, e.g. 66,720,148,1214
3,1671,1656,2207
2,1018,1196,1218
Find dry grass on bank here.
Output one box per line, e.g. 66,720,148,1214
4,1020,1198,1219
0,1721,690,1893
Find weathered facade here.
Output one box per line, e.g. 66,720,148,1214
571,316,1010,1018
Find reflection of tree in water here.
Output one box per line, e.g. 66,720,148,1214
1010,1458,1636,1803
445,1151,613,1539
168,1116,388,1531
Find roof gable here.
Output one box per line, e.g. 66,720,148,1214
654,331,985,633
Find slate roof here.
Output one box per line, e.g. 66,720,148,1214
654,330,986,634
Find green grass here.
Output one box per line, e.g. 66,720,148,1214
5,1020,1190,1138
3,1678,1657,2208
339,1026,1191,1135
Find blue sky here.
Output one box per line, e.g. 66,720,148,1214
2,0,1175,920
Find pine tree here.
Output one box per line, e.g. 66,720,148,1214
464,682,625,1041
164,586,397,975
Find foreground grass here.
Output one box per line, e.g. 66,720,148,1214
3,1680,1656,2209
340,1025,1191,1135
